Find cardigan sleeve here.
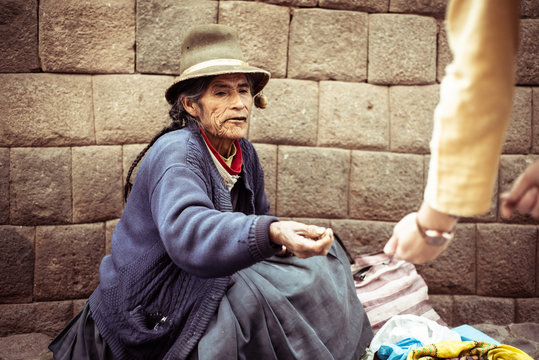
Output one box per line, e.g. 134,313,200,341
424,0,520,217
149,164,278,278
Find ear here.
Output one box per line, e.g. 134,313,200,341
181,97,200,118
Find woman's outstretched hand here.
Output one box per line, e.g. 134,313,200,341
500,160,539,219
269,221,333,258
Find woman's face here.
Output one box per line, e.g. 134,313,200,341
188,73,253,144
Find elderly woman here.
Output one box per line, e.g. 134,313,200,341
49,24,373,360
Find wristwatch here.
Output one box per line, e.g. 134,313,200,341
415,216,455,246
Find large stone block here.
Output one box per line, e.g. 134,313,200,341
34,223,105,301
252,143,277,215
0,333,52,360
0,148,9,224
72,146,123,223
437,20,451,83
428,295,454,327
389,0,447,17
369,14,437,85
417,223,476,295
516,20,539,85
123,144,148,188
10,148,72,225
389,84,439,153
249,79,318,146
350,151,424,221
515,297,539,324
93,74,172,144
0,301,72,337
0,0,40,72
219,2,289,78
499,155,539,223
503,87,533,154
521,0,539,18
453,295,515,326
319,0,389,12
276,146,349,218
0,74,94,147
136,0,217,74
516,298,539,323
533,88,539,153
329,219,394,258
288,8,368,82
318,82,389,149
39,0,135,73
477,223,536,297
0,226,34,303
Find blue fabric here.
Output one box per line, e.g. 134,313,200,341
88,121,279,360
377,338,423,360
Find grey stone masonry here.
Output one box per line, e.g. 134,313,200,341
516,19,539,85
136,0,218,74
319,0,388,12
252,143,277,215
318,81,389,149
39,0,135,73
219,2,289,78
276,146,349,218
476,223,536,297
72,146,124,223
0,149,9,224
93,75,172,144
0,226,34,303
504,87,533,154
249,79,318,146
350,151,424,221
288,8,368,82
534,88,539,153
389,85,439,154
0,0,40,73
34,223,105,301
0,74,94,147
368,14,437,84
0,301,72,337
10,148,72,226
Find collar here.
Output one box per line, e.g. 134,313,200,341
199,127,242,175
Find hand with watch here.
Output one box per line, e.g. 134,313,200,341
384,202,458,264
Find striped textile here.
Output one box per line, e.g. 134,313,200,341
352,252,445,333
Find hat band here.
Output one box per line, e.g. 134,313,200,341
182,58,250,76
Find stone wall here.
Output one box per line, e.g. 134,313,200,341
1,0,538,345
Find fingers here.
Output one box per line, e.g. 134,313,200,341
383,235,398,256
289,227,334,259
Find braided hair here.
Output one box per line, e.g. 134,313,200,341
123,76,215,200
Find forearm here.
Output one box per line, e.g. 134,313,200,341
425,0,520,217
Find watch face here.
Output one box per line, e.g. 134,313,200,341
425,235,447,246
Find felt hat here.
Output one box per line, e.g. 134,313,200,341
165,24,271,107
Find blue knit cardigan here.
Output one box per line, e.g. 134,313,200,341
89,121,279,359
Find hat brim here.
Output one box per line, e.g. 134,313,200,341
165,65,270,105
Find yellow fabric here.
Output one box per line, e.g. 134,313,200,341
406,341,533,360
424,0,520,217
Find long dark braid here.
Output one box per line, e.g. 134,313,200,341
124,77,214,201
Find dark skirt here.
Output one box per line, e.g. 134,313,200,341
50,242,372,360
189,241,373,360
48,302,115,360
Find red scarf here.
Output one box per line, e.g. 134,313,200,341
199,127,242,175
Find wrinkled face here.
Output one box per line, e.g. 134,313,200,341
189,73,253,142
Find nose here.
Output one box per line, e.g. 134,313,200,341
229,90,246,109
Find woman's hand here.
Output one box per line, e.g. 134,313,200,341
500,160,539,219
384,202,457,264
269,221,334,258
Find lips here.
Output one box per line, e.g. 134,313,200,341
226,116,247,122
